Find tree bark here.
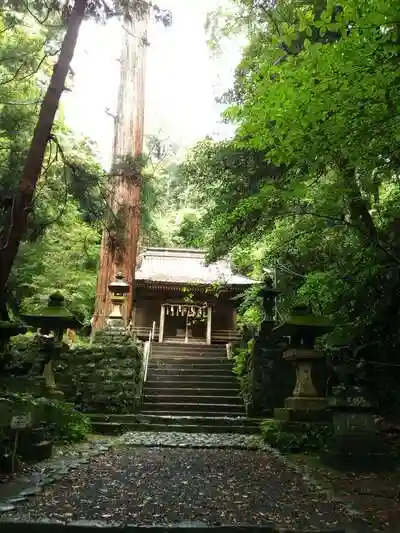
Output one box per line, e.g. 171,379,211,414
92,13,149,331
0,0,87,306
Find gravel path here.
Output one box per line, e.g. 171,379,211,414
118,431,267,448
0,432,375,531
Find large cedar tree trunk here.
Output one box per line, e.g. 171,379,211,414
92,13,148,331
0,0,87,309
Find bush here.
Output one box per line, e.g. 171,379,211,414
261,419,333,454
41,399,92,442
0,334,40,376
232,342,254,406
0,392,92,444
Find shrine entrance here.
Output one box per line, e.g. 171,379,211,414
159,303,212,344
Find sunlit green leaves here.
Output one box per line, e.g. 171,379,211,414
179,0,400,360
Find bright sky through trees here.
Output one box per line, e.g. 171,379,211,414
62,0,241,168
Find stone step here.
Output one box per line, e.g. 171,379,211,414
138,415,260,428
144,394,243,406
147,373,235,380
150,356,229,363
145,386,240,397
149,354,233,367
148,360,232,374
153,343,225,350
148,366,233,374
141,402,245,414
90,422,125,434
91,421,258,435
151,353,227,358
151,354,228,358
147,372,238,382
149,360,233,368
88,414,258,426
139,409,246,416
146,379,238,389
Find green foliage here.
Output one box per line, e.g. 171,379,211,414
0,9,105,321
0,392,91,443
180,0,400,407
261,419,333,454
232,341,254,406
234,284,263,331
171,209,206,248
233,342,252,377
55,342,143,414
41,398,92,442
0,333,39,375
9,203,100,322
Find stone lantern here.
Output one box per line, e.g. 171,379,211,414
239,276,281,416
107,272,130,327
259,276,280,335
21,292,81,396
273,305,333,421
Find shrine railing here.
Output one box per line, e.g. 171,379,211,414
133,325,159,340
211,329,241,343
133,326,241,344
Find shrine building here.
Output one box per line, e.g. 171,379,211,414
132,247,256,344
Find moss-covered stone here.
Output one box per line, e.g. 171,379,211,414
1,329,143,415
54,341,143,414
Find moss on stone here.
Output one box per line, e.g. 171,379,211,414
54,341,143,414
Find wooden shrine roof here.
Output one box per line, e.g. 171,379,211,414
135,248,257,288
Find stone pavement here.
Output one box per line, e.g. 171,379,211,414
0,432,376,532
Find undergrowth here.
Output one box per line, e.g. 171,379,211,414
261,418,333,454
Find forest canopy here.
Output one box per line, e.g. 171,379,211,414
178,0,400,362
2,0,400,363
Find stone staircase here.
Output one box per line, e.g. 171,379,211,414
89,343,261,435
142,343,245,416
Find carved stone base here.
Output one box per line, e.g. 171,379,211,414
46,388,64,399
274,406,332,423
284,396,328,410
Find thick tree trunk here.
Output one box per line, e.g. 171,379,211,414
92,13,148,331
0,0,87,306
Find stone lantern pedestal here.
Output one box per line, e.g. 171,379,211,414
282,348,328,411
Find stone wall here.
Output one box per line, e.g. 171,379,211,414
55,339,142,414
249,342,295,416
1,331,143,414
